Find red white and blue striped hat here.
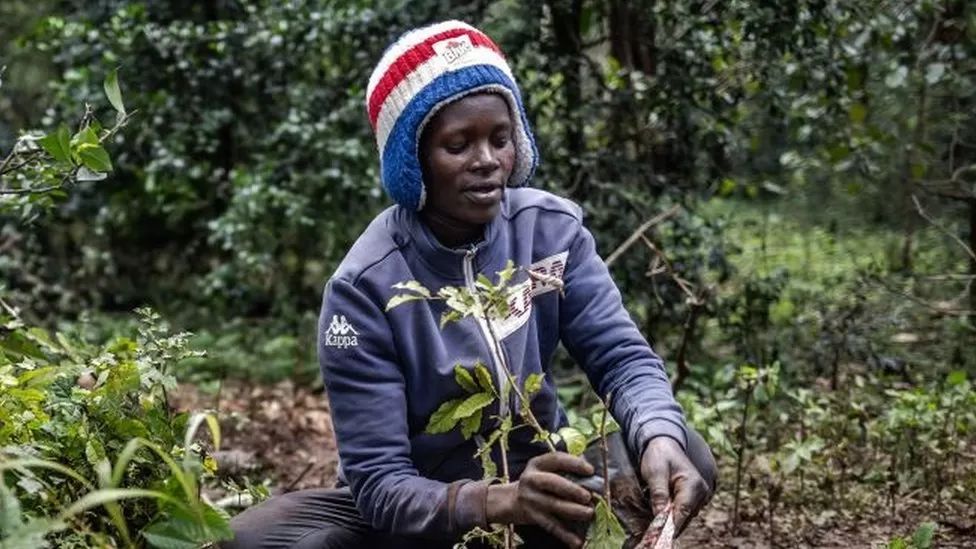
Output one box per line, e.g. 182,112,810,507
366,20,539,211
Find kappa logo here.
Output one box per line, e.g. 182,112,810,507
324,314,359,349
432,34,475,66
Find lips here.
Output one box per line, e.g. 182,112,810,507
462,181,504,206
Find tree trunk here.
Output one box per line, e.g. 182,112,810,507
970,198,976,317
548,0,586,201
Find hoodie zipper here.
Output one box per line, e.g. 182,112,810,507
463,248,510,420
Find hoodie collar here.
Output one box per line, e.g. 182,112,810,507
397,201,508,282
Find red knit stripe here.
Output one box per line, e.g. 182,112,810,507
367,28,503,130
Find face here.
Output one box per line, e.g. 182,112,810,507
419,93,516,231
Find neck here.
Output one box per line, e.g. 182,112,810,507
420,211,485,249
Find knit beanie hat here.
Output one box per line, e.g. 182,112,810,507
366,20,539,211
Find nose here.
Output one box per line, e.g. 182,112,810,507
470,140,500,173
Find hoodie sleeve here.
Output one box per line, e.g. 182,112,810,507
557,220,689,461
318,276,491,539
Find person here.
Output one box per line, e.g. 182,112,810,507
221,19,717,549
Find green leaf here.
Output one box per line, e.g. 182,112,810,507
85,439,106,467
523,373,544,396
849,102,867,124
947,370,967,386
476,273,493,289
912,522,935,549
925,63,945,85
461,409,482,439
424,399,464,434
718,178,737,196
454,365,480,393
78,145,113,172
37,124,72,164
583,497,627,549
142,520,202,549
391,280,431,298
104,68,126,114
71,127,99,147
453,392,494,420
439,309,462,329
557,427,587,456
911,163,926,180
885,66,907,89
474,362,495,394
386,293,426,311
888,538,907,549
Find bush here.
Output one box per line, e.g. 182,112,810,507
1,307,230,548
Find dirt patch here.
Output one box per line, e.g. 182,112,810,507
172,379,339,494
172,381,976,548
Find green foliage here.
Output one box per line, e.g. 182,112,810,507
0,307,230,548
0,69,128,223
887,521,937,549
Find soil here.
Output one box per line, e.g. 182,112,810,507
172,380,976,549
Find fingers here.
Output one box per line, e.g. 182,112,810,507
671,471,711,536
525,470,593,506
530,451,595,477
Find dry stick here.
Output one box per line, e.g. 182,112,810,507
285,462,315,493
912,194,976,263
600,393,612,504
872,276,975,317
605,206,681,267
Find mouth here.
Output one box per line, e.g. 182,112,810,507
462,182,504,205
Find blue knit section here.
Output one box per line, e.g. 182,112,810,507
381,64,539,211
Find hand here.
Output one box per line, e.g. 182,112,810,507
640,436,711,537
486,452,596,548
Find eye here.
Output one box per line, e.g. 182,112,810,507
492,131,512,148
443,140,467,154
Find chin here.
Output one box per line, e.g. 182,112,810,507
462,204,501,225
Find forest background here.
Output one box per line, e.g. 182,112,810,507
1,1,975,548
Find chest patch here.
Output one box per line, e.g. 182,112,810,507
491,251,569,340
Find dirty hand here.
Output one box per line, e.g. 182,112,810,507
486,452,596,548
640,436,711,537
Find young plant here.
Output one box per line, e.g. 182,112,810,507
387,261,666,549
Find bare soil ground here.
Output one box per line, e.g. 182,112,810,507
172,380,976,549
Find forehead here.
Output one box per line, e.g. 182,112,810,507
428,93,512,133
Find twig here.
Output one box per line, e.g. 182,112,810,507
0,151,42,177
284,462,315,493
0,295,21,321
640,234,698,301
671,297,705,392
912,194,976,263
870,275,975,317
0,184,64,195
600,392,612,504
605,205,681,267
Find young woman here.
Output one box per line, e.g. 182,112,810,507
223,20,716,549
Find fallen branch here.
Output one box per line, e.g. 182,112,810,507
870,275,975,317
605,205,681,267
912,194,976,263
671,297,706,392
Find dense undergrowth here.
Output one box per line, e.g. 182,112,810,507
3,0,976,547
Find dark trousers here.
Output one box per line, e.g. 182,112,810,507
220,429,717,549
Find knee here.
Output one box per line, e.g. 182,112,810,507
686,428,718,495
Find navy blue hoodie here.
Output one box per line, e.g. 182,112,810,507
317,187,688,540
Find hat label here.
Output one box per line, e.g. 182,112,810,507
433,34,474,66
